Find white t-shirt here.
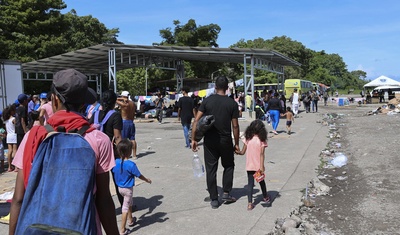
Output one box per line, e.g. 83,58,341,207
5,117,17,144
292,93,299,104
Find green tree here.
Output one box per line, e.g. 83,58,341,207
0,0,120,94
231,36,312,82
159,19,222,80
63,10,120,51
160,19,220,47
231,36,367,90
307,51,349,89
0,0,68,61
116,67,167,96
0,0,120,62
117,68,146,97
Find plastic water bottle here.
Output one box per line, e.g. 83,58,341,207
192,153,204,178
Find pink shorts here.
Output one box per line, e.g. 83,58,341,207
118,187,133,213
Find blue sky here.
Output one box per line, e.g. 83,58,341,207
63,0,400,81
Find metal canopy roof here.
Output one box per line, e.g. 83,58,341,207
21,44,301,74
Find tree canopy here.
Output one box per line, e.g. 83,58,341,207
0,0,120,94
0,3,367,95
0,0,120,63
231,36,367,90
158,19,223,80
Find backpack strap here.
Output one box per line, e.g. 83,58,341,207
101,110,115,126
77,125,90,136
93,109,114,124
84,104,91,117
45,124,89,136
93,110,100,124
57,126,67,133
93,103,101,113
44,124,54,133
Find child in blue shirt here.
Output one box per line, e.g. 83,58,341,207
112,139,152,235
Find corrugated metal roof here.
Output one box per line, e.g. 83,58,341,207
21,44,301,74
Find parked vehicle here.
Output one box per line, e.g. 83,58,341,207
284,79,313,96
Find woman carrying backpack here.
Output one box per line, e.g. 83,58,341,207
311,90,319,113
302,91,312,113
89,90,124,207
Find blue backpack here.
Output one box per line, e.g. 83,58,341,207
15,125,97,235
93,110,115,132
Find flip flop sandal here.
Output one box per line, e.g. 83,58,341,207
128,217,137,227
120,228,129,235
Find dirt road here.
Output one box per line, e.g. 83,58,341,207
304,104,400,234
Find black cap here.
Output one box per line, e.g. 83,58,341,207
52,69,96,104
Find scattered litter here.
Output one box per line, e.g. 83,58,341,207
309,178,330,196
366,98,400,116
331,152,348,167
321,150,331,155
367,107,382,115
336,176,348,180
330,142,342,148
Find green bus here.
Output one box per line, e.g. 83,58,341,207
254,83,280,96
284,79,313,96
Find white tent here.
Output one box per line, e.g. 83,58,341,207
364,75,400,87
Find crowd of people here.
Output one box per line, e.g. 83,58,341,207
230,87,330,138
2,69,333,233
2,69,154,235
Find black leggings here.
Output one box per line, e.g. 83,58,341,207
247,171,267,203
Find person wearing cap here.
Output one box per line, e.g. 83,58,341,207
9,69,119,235
38,92,54,126
15,94,29,148
116,91,137,159
36,92,47,110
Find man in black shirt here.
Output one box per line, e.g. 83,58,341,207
177,86,195,148
191,76,240,209
15,94,28,148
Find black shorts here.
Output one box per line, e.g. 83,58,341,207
286,121,292,126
